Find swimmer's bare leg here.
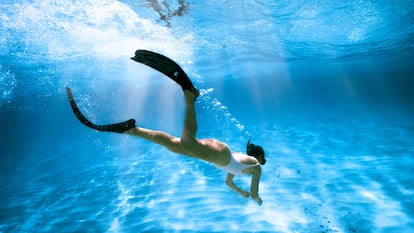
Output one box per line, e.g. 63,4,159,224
180,91,231,164
125,127,189,155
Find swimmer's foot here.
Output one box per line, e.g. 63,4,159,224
187,86,199,99
184,90,198,102
94,119,136,133
66,87,136,133
131,49,199,99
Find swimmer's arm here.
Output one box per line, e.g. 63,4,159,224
249,165,262,205
226,173,249,198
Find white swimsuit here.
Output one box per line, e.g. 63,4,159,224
215,153,259,175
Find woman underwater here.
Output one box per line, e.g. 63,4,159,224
66,50,266,205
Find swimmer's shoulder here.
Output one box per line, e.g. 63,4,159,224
232,152,260,165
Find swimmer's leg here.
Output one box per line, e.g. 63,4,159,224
125,127,190,155
180,91,231,164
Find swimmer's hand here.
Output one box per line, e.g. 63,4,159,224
226,173,251,198
252,194,263,205
240,190,250,198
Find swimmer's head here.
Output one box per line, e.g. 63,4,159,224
246,139,266,165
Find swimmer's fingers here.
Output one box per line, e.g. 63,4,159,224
241,191,250,198
252,196,262,205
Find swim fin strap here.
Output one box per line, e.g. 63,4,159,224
66,87,136,133
130,50,199,98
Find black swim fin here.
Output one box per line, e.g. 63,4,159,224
130,50,199,98
66,87,136,133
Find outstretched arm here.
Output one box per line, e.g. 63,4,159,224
249,166,262,205
226,173,250,198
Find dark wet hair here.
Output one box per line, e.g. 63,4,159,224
246,139,266,165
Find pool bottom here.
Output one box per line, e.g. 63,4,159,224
1,116,413,232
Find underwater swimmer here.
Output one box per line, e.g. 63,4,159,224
66,50,266,205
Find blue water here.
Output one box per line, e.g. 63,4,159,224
1,0,414,232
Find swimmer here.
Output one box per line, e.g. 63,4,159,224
66,50,266,205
